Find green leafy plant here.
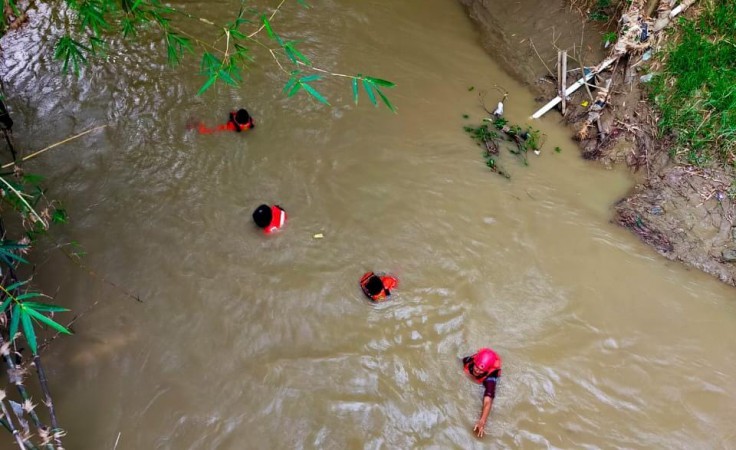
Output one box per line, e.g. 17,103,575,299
649,1,736,167
589,0,613,22
0,283,72,356
5,0,398,109
602,31,617,46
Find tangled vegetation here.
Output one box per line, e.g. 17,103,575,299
650,1,736,167
463,115,544,178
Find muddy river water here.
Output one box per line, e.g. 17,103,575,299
2,0,736,448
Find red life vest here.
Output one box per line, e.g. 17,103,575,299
228,119,253,132
264,206,286,234
360,272,397,302
196,113,254,134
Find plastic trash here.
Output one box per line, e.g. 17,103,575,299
640,73,655,83
642,49,652,61
493,101,504,117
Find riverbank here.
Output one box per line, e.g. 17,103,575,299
461,0,736,286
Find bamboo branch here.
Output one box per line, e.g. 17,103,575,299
0,398,29,450
32,356,61,448
0,335,52,449
59,247,143,303
1,125,107,169
248,0,288,38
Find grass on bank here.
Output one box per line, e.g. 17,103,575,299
650,1,736,167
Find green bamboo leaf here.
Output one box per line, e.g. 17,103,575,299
0,241,29,250
52,208,69,224
78,0,109,36
230,29,247,40
230,44,253,65
7,0,19,15
261,14,275,38
199,52,221,76
54,35,90,74
375,86,397,113
197,75,218,96
89,36,107,57
165,32,192,65
0,297,12,313
352,78,359,105
283,76,298,94
362,78,377,106
299,74,321,83
121,0,135,12
218,69,236,85
261,15,283,45
285,42,311,66
0,247,29,265
301,82,330,105
121,17,137,37
5,279,29,292
9,304,20,340
364,76,395,88
225,63,243,83
23,173,45,184
287,82,302,97
25,307,72,335
283,46,297,64
20,308,38,355
21,302,70,313
14,292,47,302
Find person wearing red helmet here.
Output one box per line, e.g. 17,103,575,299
197,108,255,134
462,347,502,438
359,272,398,302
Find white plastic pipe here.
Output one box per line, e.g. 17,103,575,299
531,57,616,119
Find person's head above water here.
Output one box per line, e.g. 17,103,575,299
364,275,386,297
360,272,398,302
472,348,501,376
252,204,273,228
252,204,287,234
195,108,254,134
230,108,254,132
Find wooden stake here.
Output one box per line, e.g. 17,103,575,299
561,51,568,116
557,51,563,113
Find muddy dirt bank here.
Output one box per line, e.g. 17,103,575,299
459,0,607,95
460,0,736,286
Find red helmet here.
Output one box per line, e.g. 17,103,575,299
473,348,501,372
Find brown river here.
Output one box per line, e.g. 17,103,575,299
2,0,736,448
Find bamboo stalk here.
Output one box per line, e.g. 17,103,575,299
0,417,35,449
2,130,16,162
0,335,53,449
561,51,568,115
557,51,563,113
1,125,107,169
32,356,62,448
0,399,29,449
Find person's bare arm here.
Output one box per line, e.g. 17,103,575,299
473,396,493,438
